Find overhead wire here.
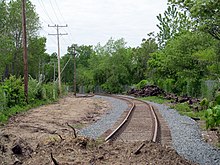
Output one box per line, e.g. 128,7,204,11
38,0,55,25
36,0,74,55
54,0,74,43
49,0,62,25
32,1,57,45
48,0,72,51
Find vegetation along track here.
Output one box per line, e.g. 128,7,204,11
105,95,172,146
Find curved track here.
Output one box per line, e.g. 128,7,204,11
105,96,161,143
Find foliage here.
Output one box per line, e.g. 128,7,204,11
28,77,43,102
0,99,54,123
0,0,41,79
0,85,7,111
205,105,220,129
215,92,220,105
135,80,149,89
168,0,220,40
41,83,59,101
148,31,218,97
28,37,48,80
131,35,158,83
156,4,193,47
2,75,25,107
200,98,209,110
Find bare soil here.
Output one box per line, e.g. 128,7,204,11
0,95,196,165
197,120,219,148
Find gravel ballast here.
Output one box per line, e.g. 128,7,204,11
80,95,220,165
79,95,128,139
147,101,220,165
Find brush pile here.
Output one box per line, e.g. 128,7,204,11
127,85,200,104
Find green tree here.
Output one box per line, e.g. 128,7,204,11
148,31,218,96
168,0,220,40
132,35,158,83
0,0,40,78
28,37,48,80
156,5,193,47
0,0,13,79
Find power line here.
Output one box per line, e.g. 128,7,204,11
39,0,55,25
53,0,74,40
49,0,62,24
54,0,67,24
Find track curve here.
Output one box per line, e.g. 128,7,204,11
105,96,159,143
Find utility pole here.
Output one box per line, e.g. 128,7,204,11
73,47,77,97
22,0,28,103
48,24,67,95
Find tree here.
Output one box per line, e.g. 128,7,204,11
0,0,13,79
28,37,48,80
0,0,40,78
148,31,218,96
131,34,158,83
168,0,220,40
156,5,193,47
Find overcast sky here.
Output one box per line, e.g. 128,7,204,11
31,0,168,56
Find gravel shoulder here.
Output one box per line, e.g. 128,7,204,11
147,101,220,165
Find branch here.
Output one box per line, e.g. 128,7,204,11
66,122,77,138
51,153,59,165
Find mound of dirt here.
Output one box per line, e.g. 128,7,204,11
20,137,196,165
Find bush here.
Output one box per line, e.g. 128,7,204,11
28,78,43,102
205,105,220,129
200,98,209,110
0,86,7,111
2,76,25,107
215,92,220,105
135,80,149,89
42,83,58,100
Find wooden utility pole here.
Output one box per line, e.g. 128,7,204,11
48,24,67,95
22,0,28,103
73,47,76,97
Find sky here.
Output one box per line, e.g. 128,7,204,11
31,0,168,56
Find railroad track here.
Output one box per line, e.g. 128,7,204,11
105,95,171,145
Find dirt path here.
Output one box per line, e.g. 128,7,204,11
0,95,196,165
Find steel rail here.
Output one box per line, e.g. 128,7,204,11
104,95,159,143
105,96,135,142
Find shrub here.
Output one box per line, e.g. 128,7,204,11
28,78,43,102
42,83,58,100
215,92,220,105
135,80,149,89
205,105,220,129
2,76,25,107
0,86,7,111
200,98,209,110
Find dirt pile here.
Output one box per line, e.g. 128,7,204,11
11,137,196,165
